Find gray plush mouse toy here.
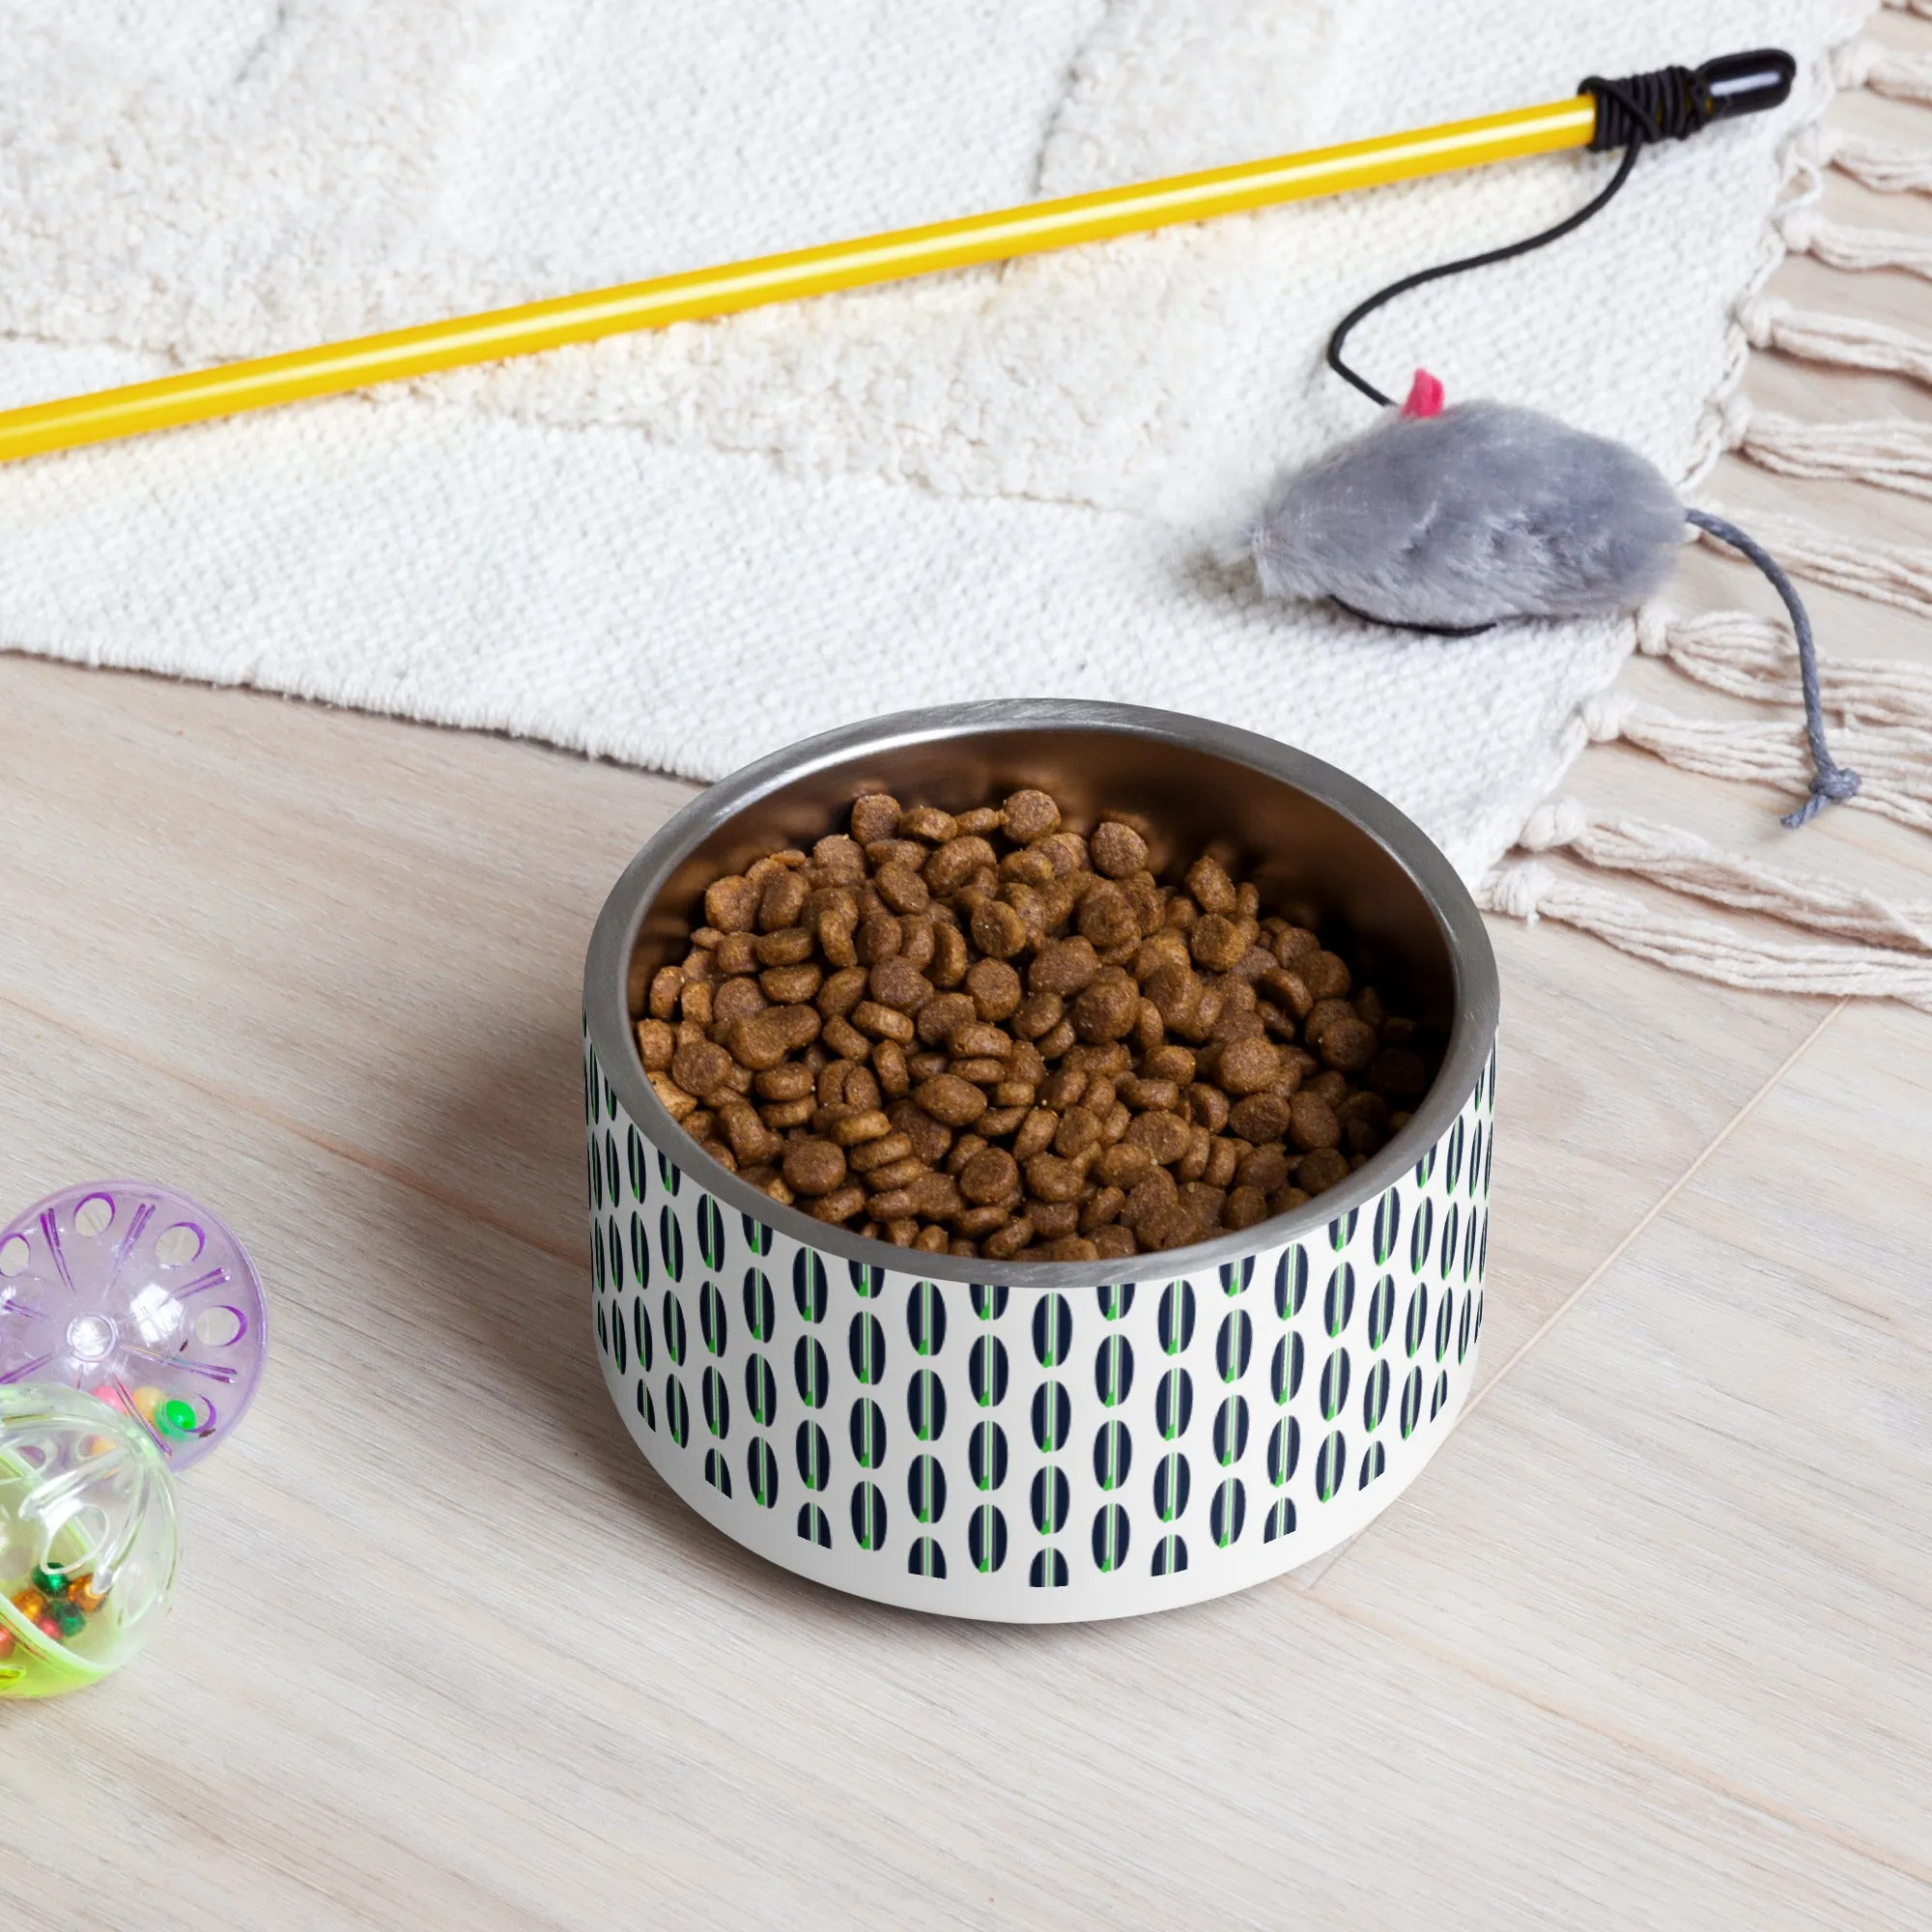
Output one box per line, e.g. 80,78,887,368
1249,50,1860,829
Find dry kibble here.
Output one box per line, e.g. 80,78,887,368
1298,1147,1351,1195
1072,968,1140,1042
1189,915,1247,973
848,795,903,844
1185,855,1237,916
915,1074,990,1128
1289,1091,1342,1152
1090,820,1149,878
782,1138,848,1197
1002,789,1061,842
1304,951,1352,999
1030,937,1099,997
1319,1017,1378,1072
703,875,759,933
1216,1037,1280,1097
640,783,1440,1257
635,1018,675,1071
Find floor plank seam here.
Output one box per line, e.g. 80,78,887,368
1456,997,1849,1423
0,983,586,1269
1309,996,1850,1594
1303,1587,1932,1893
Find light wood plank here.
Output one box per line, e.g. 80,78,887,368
1313,998,1932,1886
1,1005,1925,1930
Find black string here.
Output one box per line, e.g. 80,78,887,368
1327,78,1662,407
1319,68,1861,826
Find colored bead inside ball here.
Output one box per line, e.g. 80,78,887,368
0,1384,179,1698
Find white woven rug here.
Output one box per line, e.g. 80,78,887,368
0,0,1870,889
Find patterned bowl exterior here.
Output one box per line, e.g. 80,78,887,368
584,1026,1494,1623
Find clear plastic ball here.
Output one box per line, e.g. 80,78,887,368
0,1384,180,1697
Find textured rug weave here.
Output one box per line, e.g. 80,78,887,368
0,0,1867,885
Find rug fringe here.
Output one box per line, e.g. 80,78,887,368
1743,296,1932,386
1480,862,1932,1009
1779,205,1932,280
1822,129,1932,193
1835,36,1932,102
1635,604,1932,729
1516,799,1932,951
1485,16,1932,1009
1723,397,1932,499
1694,507,1932,619
1578,690,1932,833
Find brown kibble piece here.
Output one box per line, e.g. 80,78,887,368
754,925,816,968
964,956,1022,1021
868,958,932,1012
1090,820,1150,878
760,963,822,1006
782,1138,848,1197
1125,1111,1191,1165
1077,885,1141,952
875,864,930,915
1304,951,1352,999
1319,1017,1378,1072
958,1147,1020,1204
848,795,902,844
1002,789,1061,841
811,835,867,882
827,1109,894,1148
850,1001,917,1045
671,1039,734,1100
1030,936,1099,997
1072,968,1140,1041
1189,915,1247,973
1185,856,1237,916
982,1219,1034,1261
1223,1185,1268,1232
635,1018,675,1072
757,869,810,933
703,875,759,933
971,899,1029,959
1298,1147,1350,1195
1024,1153,1085,1203
1289,1091,1342,1152
898,805,955,842
924,836,997,895
1216,1037,1281,1096
915,1074,989,1127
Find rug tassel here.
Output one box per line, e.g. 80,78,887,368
1834,37,1932,104
1779,206,1932,281
1635,604,1932,730
1517,799,1932,950
1822,129,1932,194
1579,691,1932,833
1480,862,1932,1009
1693,506,1932,620
1721,395,1932,500
1743,296,1932,387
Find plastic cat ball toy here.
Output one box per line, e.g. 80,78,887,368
0,1383,180,1697
0,1179,268,1696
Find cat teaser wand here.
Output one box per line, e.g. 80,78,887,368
0,52,1792,464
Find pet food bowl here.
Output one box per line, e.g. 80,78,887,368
582,701,1498,1622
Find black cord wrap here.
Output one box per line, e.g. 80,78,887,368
1580,67,1713,151
1318,46,1856,826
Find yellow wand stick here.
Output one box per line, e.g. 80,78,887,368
0,52,1792,466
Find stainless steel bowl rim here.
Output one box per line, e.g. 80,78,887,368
585,699,1500,1290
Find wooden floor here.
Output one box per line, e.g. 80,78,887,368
5,25,1931,1928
